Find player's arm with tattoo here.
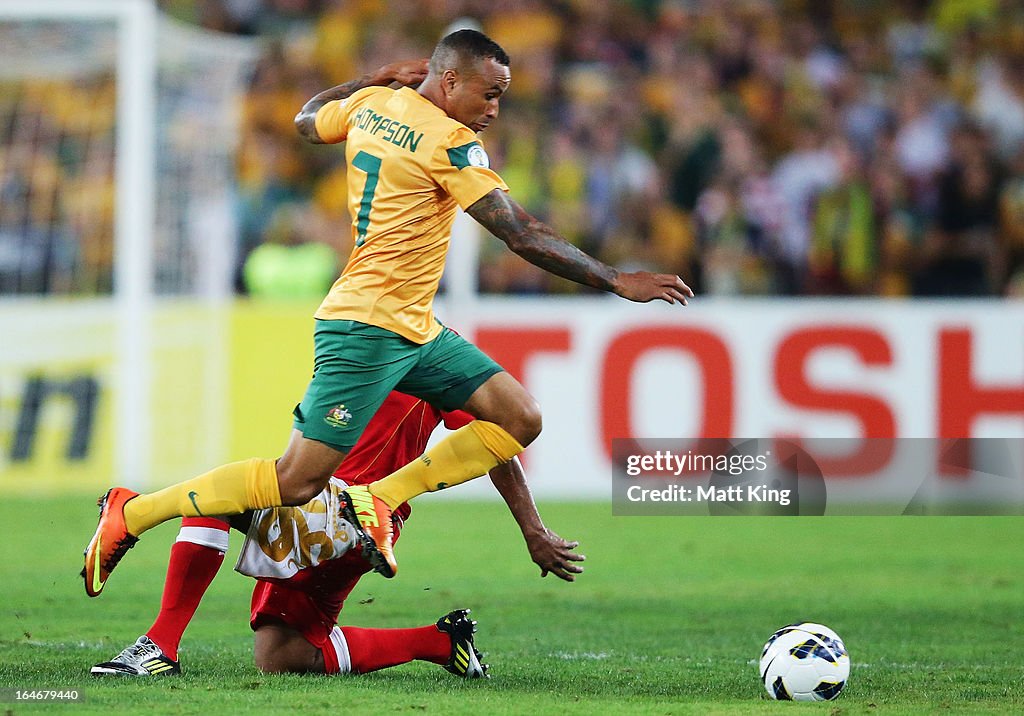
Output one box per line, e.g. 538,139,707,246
467,189,694,305
295,59,428,144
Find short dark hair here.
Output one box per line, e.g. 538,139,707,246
430,29,510,73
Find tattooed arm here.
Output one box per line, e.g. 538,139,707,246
466,189,694,305
295,59,428,144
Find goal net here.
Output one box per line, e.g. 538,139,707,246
0,1,258,491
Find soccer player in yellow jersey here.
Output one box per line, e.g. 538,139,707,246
83,29,692,595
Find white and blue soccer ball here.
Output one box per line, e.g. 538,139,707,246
759,622,850,701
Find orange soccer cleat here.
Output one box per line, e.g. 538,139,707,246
340,485,397,578
82,487,140,597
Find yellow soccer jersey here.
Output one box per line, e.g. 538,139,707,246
313,86,508,343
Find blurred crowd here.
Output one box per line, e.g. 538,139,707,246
154,1,1024,296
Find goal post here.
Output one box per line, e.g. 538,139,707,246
112,0,157,491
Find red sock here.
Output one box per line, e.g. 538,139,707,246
339,625,450,674
145,517,228,661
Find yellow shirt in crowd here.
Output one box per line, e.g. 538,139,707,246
313,86,508,343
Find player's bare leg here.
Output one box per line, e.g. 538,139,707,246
253,623,326,674
460,371,543,446
273,429,348,504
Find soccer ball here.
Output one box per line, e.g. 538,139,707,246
759,622,850,701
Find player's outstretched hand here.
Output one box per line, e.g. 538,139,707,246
614,271,694,305
378,59,429,88
526,529,585,582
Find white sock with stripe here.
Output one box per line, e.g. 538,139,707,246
323,626,352,674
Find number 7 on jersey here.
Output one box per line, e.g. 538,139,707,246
352,150,381,247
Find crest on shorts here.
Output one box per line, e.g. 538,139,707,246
325,404,353,428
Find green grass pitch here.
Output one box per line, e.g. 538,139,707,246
0,495,1021,714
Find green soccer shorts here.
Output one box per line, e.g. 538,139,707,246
292,319,503,451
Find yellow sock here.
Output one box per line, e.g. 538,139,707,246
368,421,524,509
123,458,281,536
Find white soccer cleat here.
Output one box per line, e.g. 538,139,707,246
91,635,180,677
